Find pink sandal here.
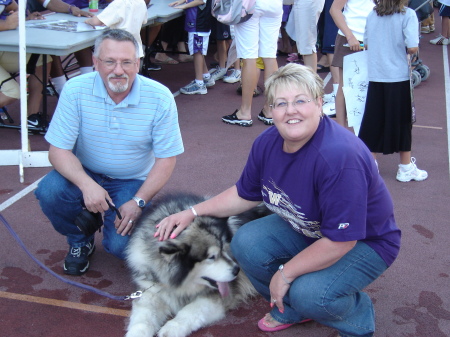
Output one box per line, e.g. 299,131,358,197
257,314,312,332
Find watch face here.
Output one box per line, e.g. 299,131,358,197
138,200,145,207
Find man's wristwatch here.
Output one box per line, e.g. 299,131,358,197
132,196,146,208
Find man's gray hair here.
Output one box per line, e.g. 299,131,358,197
93,29,139,59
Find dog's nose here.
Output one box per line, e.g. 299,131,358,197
232,265,240,276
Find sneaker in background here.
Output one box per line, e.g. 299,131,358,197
257,110,273,125
430,35,449,45
396,157,428,182
180,81,207,95
147,62,162,71
180,80,208,95
204,77,216,88
322,102,336,118
222,109,253,127
27,113,49,135
210,67,227,81
63,239,96,276
421,25,430,34
323,92,336,104
223,69,241,83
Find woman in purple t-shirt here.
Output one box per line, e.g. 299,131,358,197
156,63,401,337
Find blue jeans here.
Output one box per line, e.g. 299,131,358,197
230,214,389,337
35,168,144,259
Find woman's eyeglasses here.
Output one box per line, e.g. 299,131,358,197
269,98,312,112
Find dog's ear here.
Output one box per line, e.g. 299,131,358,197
159,241,190,256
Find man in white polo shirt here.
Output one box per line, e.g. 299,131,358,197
35,29,184,276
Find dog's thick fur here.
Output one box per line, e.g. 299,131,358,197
125,193,271,337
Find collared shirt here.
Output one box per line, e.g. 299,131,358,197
45,72,184,180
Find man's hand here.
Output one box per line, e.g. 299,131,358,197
114,200,143,236
82,183,111,214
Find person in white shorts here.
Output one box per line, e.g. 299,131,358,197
221,0,282,127
292,0,325,71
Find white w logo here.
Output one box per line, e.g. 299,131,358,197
268,191,282,206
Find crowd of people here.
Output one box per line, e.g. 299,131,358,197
0,1,438,335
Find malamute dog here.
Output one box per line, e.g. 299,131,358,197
125,193,271,337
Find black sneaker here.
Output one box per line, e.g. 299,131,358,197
257,110,273,125
222,109,253,127
63,239,96,276
27,113,48,135
147,62,162,71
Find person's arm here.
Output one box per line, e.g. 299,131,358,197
0,11,18,31
114,156,178,236
48,144,112,213
43,0,93,17
155,185,261,240
330,0,360,52
270,237,357,313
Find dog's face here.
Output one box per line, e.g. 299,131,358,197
158,224,240,297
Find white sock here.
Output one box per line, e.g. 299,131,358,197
79,66,94,74
51,75,66,94
332,83,339,95
203,73,211,80
195,79,204,86
399,162,413,171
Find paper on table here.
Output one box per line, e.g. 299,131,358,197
27,20,106,32
75,22,107,32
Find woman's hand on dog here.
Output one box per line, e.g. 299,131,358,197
154,209,196,241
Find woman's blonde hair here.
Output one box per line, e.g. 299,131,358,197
264,63,324,106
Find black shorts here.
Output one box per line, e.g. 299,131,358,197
211,18,232,40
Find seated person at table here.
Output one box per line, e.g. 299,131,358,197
0,0,52,133
35,29,184,276
85,0,149,59
27,0,96,96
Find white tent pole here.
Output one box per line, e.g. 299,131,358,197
18,0,29,183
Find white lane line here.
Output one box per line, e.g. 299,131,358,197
0,177,43,212
444,46,450,179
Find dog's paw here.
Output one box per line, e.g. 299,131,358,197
158,321,189,337
126,323,154,337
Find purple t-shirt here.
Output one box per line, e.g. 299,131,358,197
236,117,401,266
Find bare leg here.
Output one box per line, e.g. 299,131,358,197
335,67,346,127
237,58,258,120
216,40,228,68
302,53,318,71
0,92,16,108
194,53,204,81
327,54,339,87
399,151,412,165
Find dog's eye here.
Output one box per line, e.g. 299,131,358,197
208,254,216,261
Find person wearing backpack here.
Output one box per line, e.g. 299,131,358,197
221,0,283,127
169,0,215,95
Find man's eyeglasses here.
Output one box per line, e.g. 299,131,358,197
269,98,313,112
97,57,137,70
